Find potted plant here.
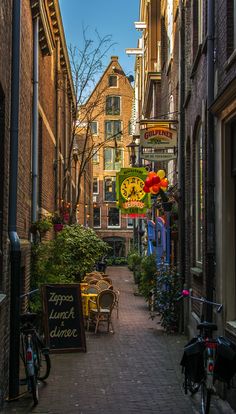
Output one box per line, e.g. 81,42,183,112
51,213,64,232
30,216,52,235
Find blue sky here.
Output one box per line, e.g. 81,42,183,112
58,0,140,77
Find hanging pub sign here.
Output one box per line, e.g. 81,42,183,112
140,120,177,149
116,167,150,215
140,149,177,162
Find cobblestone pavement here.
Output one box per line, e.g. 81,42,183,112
2,267,235,414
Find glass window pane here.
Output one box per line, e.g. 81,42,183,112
90,121,98,135
93,207,100,227
108,207,120,227
104,177,116,201
93,177,98,194
109,75,117,87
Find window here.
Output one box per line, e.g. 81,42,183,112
127,218,133,228
195,123,203,266
93,207,101,227
109,75,118,87
92,147,99,164
108,207,120,227
93,177,99,194
105,120,122,141
106,96,120,115
104,177,116,201
104,148,123,171
90,121,98,135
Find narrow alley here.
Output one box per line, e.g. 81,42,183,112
2,267,234,414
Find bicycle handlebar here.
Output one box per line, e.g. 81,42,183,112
178,289,223,313
20,288,39,299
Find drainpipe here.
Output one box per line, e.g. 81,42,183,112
32,16,39,222
206,0,215,320
178,1,185,285
55,39,61,211
8,0,21,400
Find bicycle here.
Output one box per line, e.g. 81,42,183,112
20,289,51,405
179,289,224,414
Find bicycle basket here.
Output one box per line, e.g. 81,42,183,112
180,337,205,383
214,336,236,385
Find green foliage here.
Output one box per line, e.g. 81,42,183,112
154,265,181,333
31,225,110,310
139,254,157,300
127,250,142,284
106,257,128,266
31,216,53,234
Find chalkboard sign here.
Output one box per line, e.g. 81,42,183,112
41,284,86,353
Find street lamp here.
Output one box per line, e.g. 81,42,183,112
126,135,140,167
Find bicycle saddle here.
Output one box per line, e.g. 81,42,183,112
197,321,217,331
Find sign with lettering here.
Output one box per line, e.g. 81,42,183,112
41,284,86,353
140,120,177,149
116,167,150,215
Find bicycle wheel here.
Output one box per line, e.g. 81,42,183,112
201,381,211,414
36,336,51,380
29,375,39,405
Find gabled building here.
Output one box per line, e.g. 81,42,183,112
82,56,134,257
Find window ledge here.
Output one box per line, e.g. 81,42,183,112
190,267,203,279
223,49,236,71
0,293,7,305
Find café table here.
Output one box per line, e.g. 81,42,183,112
81,293,98,318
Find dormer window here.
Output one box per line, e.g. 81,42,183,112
109,75,118,87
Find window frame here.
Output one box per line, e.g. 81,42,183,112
104,147,124,171
195,123,203,267
105,96,121,115
93,177,99,194
109,75,118,87
92,147,99,164
93,206,101,228
104,176,116,202
107,206,120,228
90,121,98,135
105,120,122,141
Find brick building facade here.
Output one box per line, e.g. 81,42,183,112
82,56,134,257
0,0,75,405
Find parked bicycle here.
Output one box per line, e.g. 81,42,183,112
180,289,236,414
20,289,51,405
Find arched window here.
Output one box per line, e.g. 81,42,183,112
195,123,203,266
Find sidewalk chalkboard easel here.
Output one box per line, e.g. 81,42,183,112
41,284,86,353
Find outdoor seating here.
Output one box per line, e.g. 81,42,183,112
87,289,116,334
84,284,100,294
81,292,98,318
96,279,112,291
102,276,113,285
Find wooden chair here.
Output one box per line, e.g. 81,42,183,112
87,289,116,334
96,279,112,291
102,276,113,285
84,284,100,294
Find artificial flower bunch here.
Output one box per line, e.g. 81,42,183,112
143,169,168,195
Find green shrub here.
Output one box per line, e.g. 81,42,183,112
139,254,157,300
154,265,181,333
31,224,110,311
127,251,142,284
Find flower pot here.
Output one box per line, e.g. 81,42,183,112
54,223,64,232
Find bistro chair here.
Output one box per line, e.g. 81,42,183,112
96,279,111,291
87,289,116,334
102,276,113,285
84,284,100,294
